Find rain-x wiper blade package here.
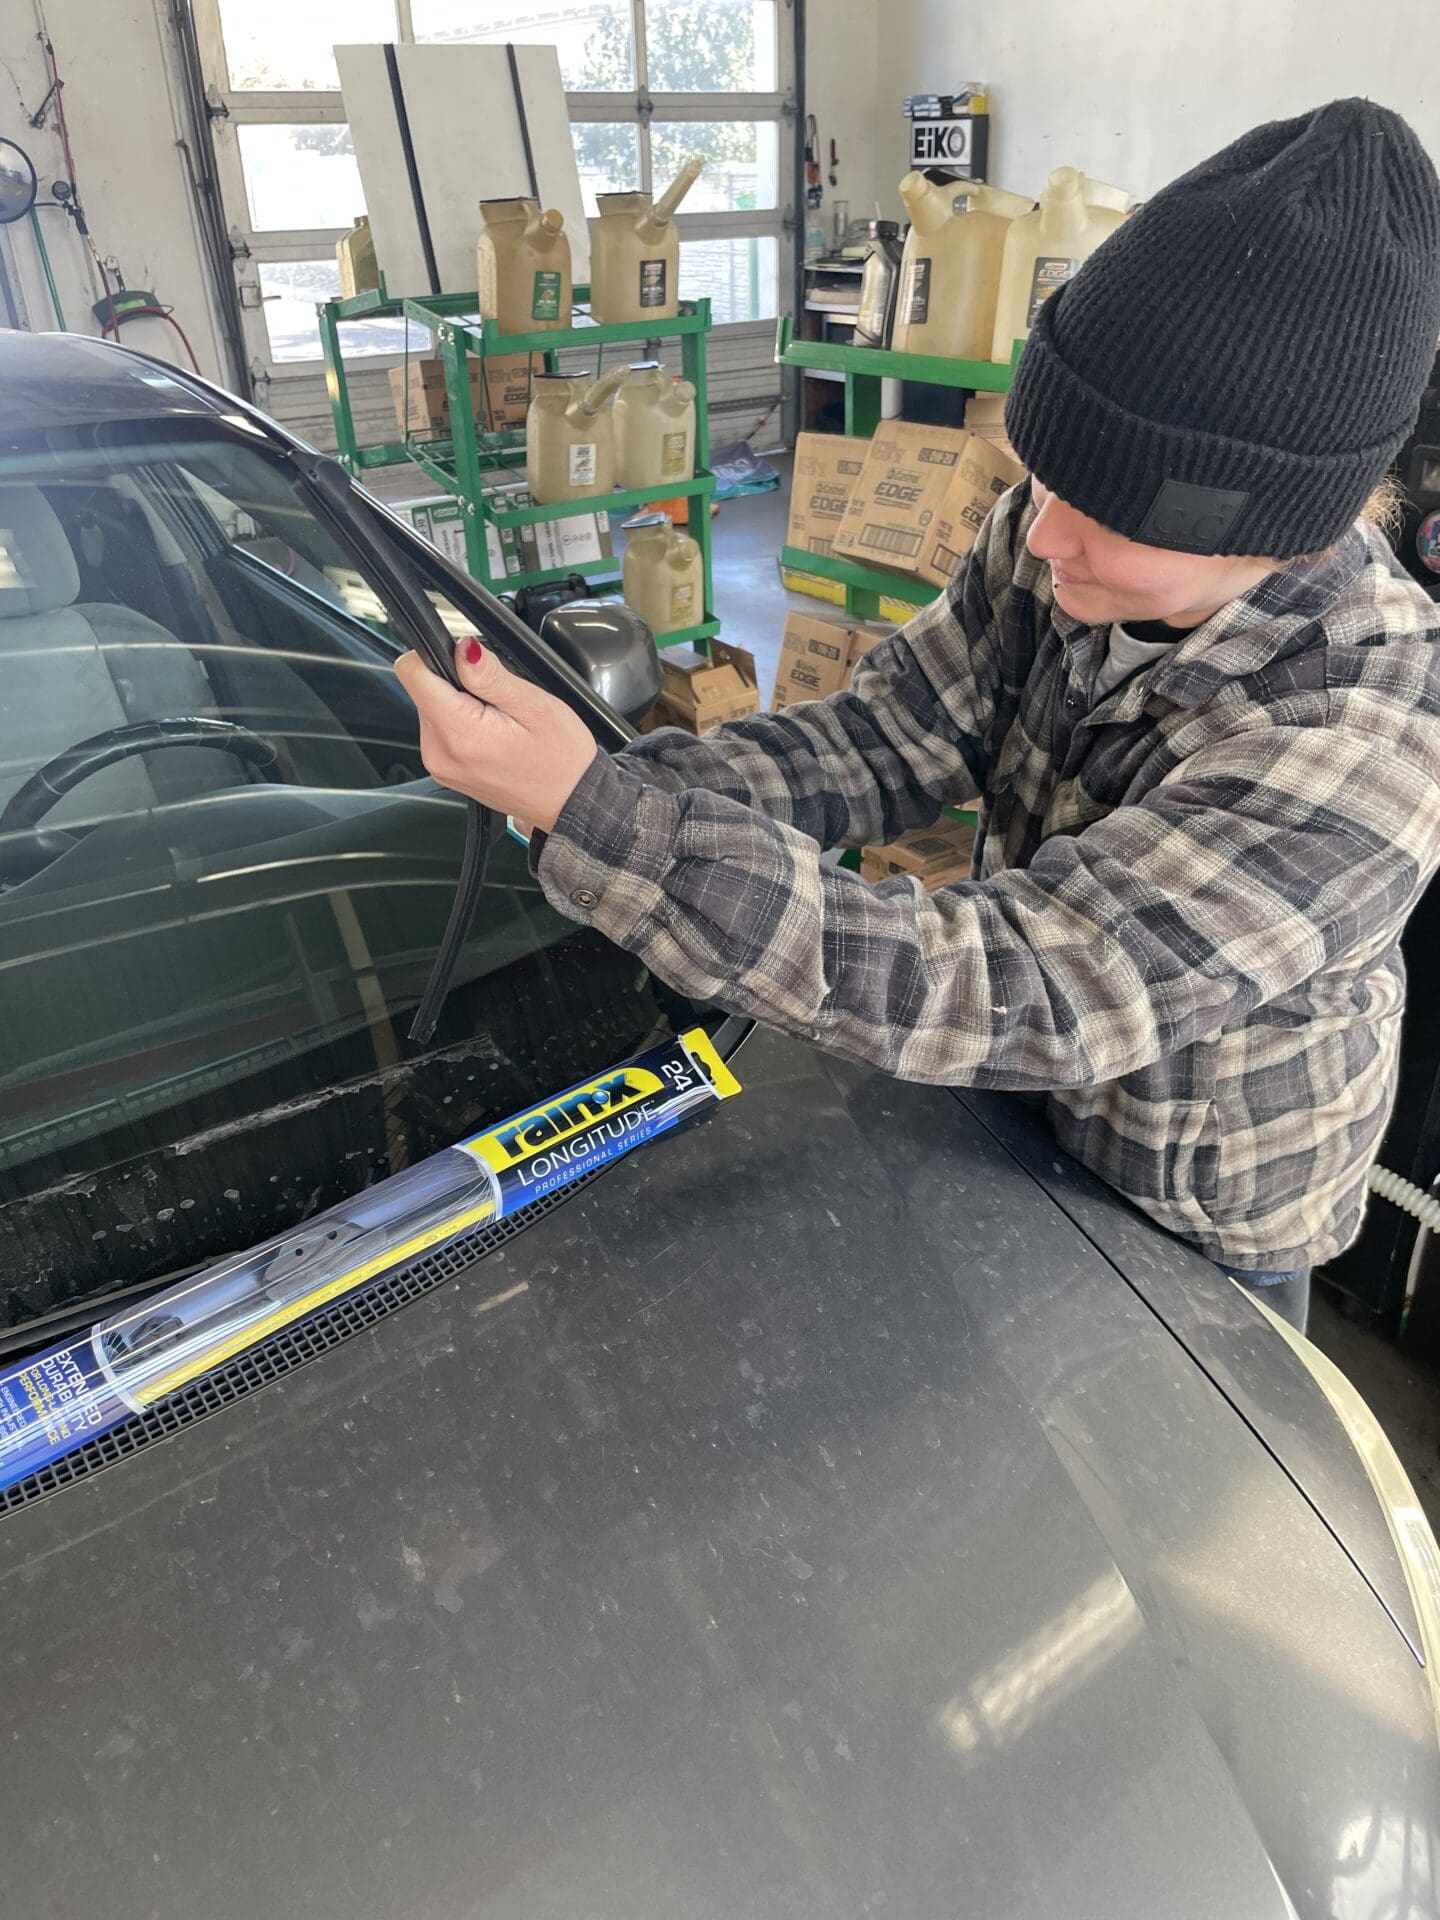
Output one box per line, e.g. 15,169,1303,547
0,1029,739,1494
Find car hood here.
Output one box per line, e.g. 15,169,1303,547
0,1025,1434,1918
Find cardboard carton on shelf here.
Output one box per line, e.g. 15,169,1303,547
770,609,887,712
917,435,1027,588
859,817,977,889
964,391,1021,465
785,432,871,559
388,351,540,437
831,421,972,576
404,484,612,583
654,640,760,735
482,352,541,429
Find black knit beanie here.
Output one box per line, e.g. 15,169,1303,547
1004,100,1440,558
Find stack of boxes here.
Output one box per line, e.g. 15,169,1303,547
784,417,1025,601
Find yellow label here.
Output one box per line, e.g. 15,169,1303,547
671,581,696,624
682,1026,742,1098
467,1065,668,1173
661,430,689,478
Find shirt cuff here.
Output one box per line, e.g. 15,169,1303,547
528,749,675,942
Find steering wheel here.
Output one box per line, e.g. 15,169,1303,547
0,717,281,887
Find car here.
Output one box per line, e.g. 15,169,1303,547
0,331,1435,1920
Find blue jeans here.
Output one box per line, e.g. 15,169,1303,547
1219,1264,1311,1333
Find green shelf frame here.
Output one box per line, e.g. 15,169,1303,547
317,280,719,648
775,317,1022,618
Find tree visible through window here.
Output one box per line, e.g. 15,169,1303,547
574,4,761,194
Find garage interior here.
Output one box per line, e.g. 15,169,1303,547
0,0,1436,1539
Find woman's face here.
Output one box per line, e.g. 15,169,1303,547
1025,477,1276,628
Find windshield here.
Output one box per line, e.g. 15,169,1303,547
0,420,700,1342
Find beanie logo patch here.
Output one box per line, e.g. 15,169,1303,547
1137,479,1249,553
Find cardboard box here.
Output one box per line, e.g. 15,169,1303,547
832,421,972,575
655,640,761,735
860,817,977,889
964,393,1008,428
917,435,1028,588
770,610,885,711
533,506,612,572
481,352,540,429
389,358,482,437
785,432,870,559
964,393,1021,465
388,352,539,437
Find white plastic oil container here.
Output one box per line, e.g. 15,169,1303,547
621,511,703,638
526,367,628,504
336,215,379,300
990,169,1127,361
590,155,705,323
614,362,698,489
476,198,572,334
890,174,1032,361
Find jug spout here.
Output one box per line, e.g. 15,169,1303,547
898,170,951,236
649,154,706,230
971,184,1034,221
540,206,565,235
580,365,629,416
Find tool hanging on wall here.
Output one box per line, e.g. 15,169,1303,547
828,138,839,188
804,114,822,209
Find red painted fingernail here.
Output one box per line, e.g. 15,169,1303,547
462,637,483,665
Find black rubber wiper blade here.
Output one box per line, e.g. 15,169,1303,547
408,798,496,1046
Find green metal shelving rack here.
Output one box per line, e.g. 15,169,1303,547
775,318,1027,848
774,316,1023,622
318,282,720,649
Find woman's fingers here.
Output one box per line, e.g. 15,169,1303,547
393,646,597,832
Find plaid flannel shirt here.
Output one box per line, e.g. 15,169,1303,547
534,486,1440,1268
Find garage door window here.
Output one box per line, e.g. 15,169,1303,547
193,0,794,394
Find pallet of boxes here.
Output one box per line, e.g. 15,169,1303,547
392,352,613,581
768,607,978,892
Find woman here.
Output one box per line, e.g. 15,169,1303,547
398,100,1440,1332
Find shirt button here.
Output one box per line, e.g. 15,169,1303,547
571,887,598,909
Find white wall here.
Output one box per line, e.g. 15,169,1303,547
804,0,884,231
0,0,228,381
878,0,1440,206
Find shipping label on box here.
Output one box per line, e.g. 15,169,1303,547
860,818,977,889
770,610,887,711
832,422,972,575
657,640,761,735
918,435,1027,587
786,432,870,558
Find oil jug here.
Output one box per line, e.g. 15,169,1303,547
853,220,904,349
590,155,706,323
336,214,379,300
621,511,703,638
890,173,1031,361
526,367,628,504
990,169,1127,361
476,197,572,335
614,362,698,489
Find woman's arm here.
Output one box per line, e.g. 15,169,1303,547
533,715,1440,1088
612,484,1030,850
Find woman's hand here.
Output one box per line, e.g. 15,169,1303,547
395,638,598,834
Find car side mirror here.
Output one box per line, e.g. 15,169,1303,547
538,601,663,728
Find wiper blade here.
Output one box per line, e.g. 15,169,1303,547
408,798,496,1047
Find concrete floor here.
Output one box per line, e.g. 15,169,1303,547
709,466,1440,1525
